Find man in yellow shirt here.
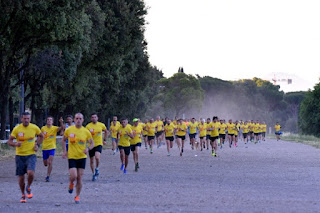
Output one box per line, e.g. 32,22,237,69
261,121,267,141
155,116,164,148
234,120,241,147
142,119,149,149
8,112,44,203
109,116,120,155
86,113,107,181
241,121,250,144
209,116,220,157
205,118,211,150
117,118,134,174
219,119,227,149
62,113,94,204
226,119,235,148
131,118,143,171
274,122,281,141
164,119,176,156
188,118,198,150
253,120,260,144
41,116,64,182
198,118,207,151
176,119,187,156
146,118,157,154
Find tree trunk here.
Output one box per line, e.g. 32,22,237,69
9,96,14,132
0,91,8,139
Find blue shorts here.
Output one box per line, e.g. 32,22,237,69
66,139,69,151
112,137,119,143
42,149,56,160
15,155,37,176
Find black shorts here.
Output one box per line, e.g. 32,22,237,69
243,133,248,138
254,133,259,136
210,136,219,141
235,135,238,138
200,136,204,139
68,158,86,169
228,134,234,137
156,131,163,137
143,134,147,137
89,145,102,158
130,143,141,151
206,135,211,140
219,134,226,139
249,131,253,134
262,132,266,137
148,136,155,141
165,136,174,141
189,133,196,139
15,155,37,176
118,146,130,155
177,135,186,140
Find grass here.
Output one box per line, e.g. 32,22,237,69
0,137,113,160
268,133,320,148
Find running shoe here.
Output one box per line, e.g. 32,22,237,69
26,186,33,199
137,162,140,168
201,148,203,151
113,150,116,155
229,144,232,148
135,163,138,172
211,151,215,156
68,183,74,194
150,149,153,154
167,153,171,156
180,152,182,156
95,168,100,177
92,174,97,181
145,146,147,150
123,169,127,174
120,164,125,171
181,148,184,153
45,176,50,182
220,146,223,149
74,196,80,204
206,148,209,150
20,194,26,203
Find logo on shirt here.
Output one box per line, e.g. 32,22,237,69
89,129,95,135
69,133,76,143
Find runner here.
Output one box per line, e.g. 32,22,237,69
109,116,120,155
41,116,64,182
62,113,94,204
253,120,260,144
117,118,134,174
146,118,157,154
155,116,164,148
234,120,240,147
164,118,176,156
176,119,187,156
142,119,149,149
61,115,75,151
86,113,107,181
241,121,250,144
7,112,44,203
198,119,207,151
205,118,211,150
188,118,198,150
261,121,267,141
249,120,254,142
219,119,227,149
226,119,235,148
209,116,220,156
274,122,281,141
131,118,143,171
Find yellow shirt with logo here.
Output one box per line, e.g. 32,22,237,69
210,122,221,137
198,123,207,137
274,124,281,132
234,123,240,136
206,122,212,135
219,123,227,135
261,124,267,132
188,122,198,134
141,123,148,136
227,123,235,134
146,122,157,136
176,123,187,136
117,125,133,147
86,122,106,147
110,122,120,138
155,120,164,132
131,125,142,145
164,123,176,137
41,125,59,150
253,124,260,134
64,126,92,159
241,124,249,134
11,123,41,156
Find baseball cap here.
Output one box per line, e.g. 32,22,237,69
133,118,139,122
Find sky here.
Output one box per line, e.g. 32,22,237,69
144,0,320,91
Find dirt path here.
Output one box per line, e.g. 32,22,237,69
0,139,320,212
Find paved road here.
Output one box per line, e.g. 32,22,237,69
0,139,320,212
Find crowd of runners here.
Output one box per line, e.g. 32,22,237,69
7,112,282,204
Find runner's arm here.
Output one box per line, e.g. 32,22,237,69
7,135,21,147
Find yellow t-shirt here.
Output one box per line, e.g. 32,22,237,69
141,123,148,136
227,123,235,134
253,124,260,134
164,123,176,137
117,125,133,147
261,124,267,132
210,122,220,137
110,122,120,138
219,123,227,134
198,123,207,137
146,122,157,136
176,123,187,136
206,122,212,135
11,123,41,156
234,123,240,136
188,122,198,134
86,122,106,147
241,124,249,134
249,123,254,132
274,124,281,132
155,120,164,132
131,125,142,145
41,125,59,150
64,126,92,159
